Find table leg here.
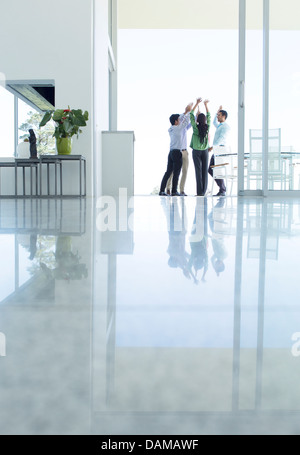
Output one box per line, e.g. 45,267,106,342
36,165,38,195
30,166,33,196
47,163,50,195
84,159,86,196
15,165,17,196
23,166,25,196
39,160,42,196
79,159,82,196
60,161,63,196
55,161,57,196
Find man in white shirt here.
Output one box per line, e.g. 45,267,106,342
159,103,193,196
166,112,192,196
208,106,230,196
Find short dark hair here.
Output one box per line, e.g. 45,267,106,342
219,110,228,120
169,114,180,125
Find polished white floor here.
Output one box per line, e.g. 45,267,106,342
1,195,300,435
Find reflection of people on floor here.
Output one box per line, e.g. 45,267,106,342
188,198,208,283
208,197,228,276
162,197,197,282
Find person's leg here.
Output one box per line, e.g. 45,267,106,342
208,154,226,194
201,148,209,195
166,173,173,194
215,177,226,193
208,154,214,178
160,152,173,193
179,149,189,193
192,149,203,196
171,149,182,194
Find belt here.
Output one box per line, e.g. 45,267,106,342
181,149,187,151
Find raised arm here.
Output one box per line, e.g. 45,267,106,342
191,97,202,113
204,99,210,113
178,102,193,130
184,102,193,115
213,104,222,128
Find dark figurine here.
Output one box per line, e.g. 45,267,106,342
28,129,37,158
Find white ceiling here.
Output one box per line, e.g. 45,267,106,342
118,0,300,30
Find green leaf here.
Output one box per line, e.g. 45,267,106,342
72,112,87,127
83,111,89,121
52,109,65,122
62,120,72,134
72,109,82,116
39,110,53,127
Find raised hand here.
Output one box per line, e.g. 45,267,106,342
185,102,194,114
204,99,209,104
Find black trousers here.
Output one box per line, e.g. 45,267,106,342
208,154,226,193
192,148,209,196
160,149,182,194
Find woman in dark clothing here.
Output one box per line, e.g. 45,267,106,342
190,98,211,196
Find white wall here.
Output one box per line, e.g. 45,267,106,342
0,0,99,197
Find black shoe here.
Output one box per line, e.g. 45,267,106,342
159,191,168,196
180,192,187,196
171,192,181,196
213,191,226,197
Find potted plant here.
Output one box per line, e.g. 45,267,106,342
39,107,89,155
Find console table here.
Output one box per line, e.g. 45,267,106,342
39,155,86,197
0,155,86,198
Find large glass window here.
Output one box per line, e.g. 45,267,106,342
18,98,55,155
118,1,239,195
269,0,300,191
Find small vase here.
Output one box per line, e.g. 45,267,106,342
56,137,72,155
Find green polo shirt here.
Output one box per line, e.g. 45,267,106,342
189,111,211,151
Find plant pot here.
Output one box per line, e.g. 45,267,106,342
56,137,72,155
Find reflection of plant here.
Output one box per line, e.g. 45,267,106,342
18,235,87,281
39,107,89,139
41,236,88,281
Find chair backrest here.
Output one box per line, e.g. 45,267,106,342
249,128,281,156
213,145,232,179
248,128,281,175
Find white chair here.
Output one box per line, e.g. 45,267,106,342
247,128,285,190
210,145,237,196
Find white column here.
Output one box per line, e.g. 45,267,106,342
238,0,246,195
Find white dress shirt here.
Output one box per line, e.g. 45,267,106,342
213,114,230,146
168,113,190,151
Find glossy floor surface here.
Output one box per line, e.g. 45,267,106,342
1,195,300,435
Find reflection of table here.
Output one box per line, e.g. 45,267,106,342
39,155,86,197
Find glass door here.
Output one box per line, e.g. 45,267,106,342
239,0,300,195
268,0,300,192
